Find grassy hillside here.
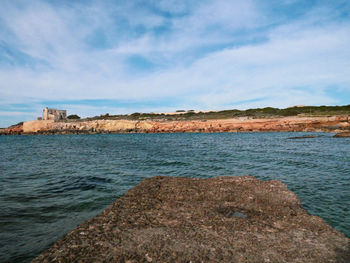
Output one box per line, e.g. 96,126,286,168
81,105,350,122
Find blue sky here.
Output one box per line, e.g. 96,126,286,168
0,0,350,127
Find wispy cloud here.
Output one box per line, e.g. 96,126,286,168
0,0,349,126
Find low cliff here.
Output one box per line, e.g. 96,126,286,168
32,176,349,263
1,116,349,135
0,123,23,135
18,116,350,134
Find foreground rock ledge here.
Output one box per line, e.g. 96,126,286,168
33,176,349,263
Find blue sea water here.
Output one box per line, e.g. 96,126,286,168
0,132,349,262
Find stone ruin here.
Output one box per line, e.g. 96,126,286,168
43,107,67,121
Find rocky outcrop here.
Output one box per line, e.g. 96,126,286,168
32,176,349,263
22,120,55,133
333,132,350,138
17,116,350,134
21,119,155,134
0,123,23,135
2,116,350,135
288,135,319,139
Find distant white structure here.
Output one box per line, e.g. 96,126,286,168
43,107,67,121
288,105,306,108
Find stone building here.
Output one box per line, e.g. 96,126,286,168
43,107,67,121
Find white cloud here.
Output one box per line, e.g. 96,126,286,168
174,0,261,31
0,0,349,127
119,20,350,109
0,111,34,116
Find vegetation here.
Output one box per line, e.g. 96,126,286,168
83,105,350,122
67,114,81,119
9,122,23,127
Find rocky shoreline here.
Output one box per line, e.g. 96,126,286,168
333,132,350,138
1,116,350,135
32,176,349,263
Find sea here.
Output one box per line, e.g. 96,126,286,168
0,132,349,262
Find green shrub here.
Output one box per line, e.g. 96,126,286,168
67,114,81,119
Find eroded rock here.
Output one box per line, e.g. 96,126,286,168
288,135,318,139
333,132,350,138
32,176,349,263
0,123,23,135
0,116,348,134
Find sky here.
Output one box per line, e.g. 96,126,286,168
0,0,350,127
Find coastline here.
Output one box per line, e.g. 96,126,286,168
1,116,350,135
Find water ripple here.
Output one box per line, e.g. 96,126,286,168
0,132,349,262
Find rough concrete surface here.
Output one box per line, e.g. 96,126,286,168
32,176,350,263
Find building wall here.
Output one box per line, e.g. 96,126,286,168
43,108,67,121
